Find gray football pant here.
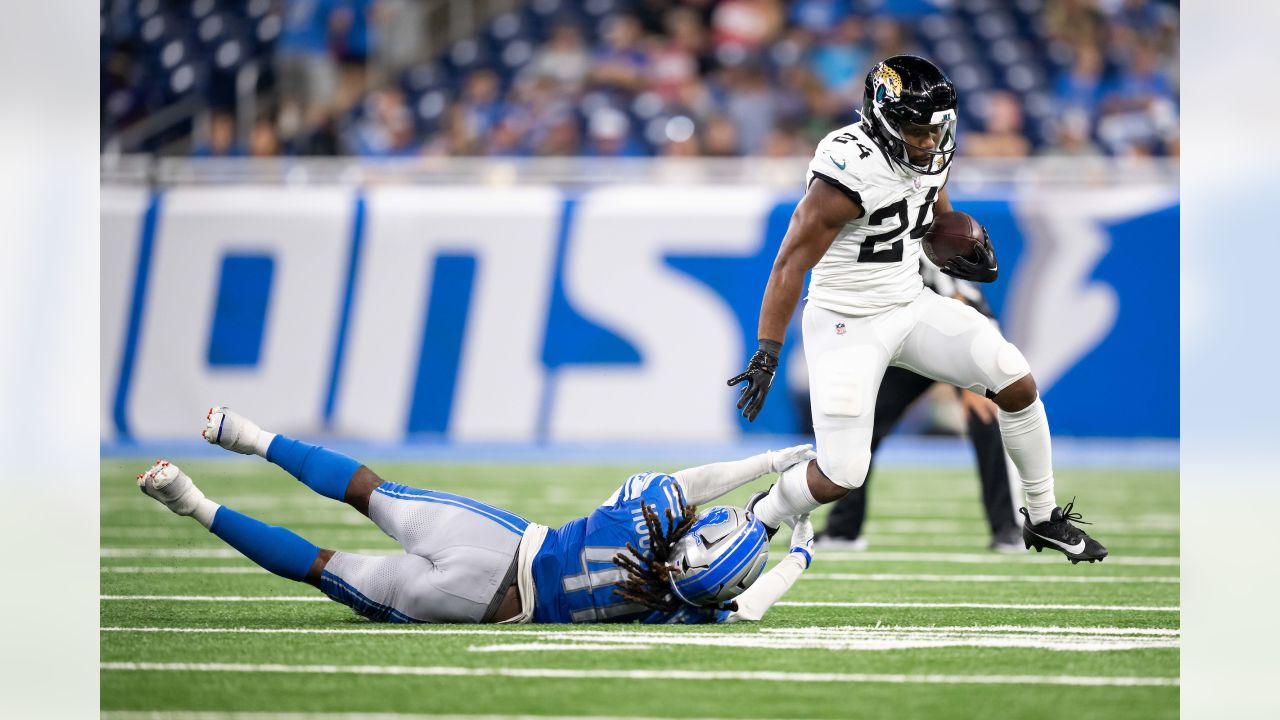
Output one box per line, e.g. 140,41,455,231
319,481,527,623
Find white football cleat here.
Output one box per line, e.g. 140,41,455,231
137,460,206,516
202,406,270,455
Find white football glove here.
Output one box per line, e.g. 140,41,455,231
766,444,816,475
202,406,273,456
788,513,815,569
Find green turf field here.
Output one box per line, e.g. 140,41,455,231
101,457,1179,719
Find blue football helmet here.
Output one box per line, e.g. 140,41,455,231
668,506,769,607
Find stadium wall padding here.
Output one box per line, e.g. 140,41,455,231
101,182,1179,442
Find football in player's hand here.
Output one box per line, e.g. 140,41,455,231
922,211,985,268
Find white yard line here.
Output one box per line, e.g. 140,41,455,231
99,547,1181,566
98,596,1181,612
99,661,1179,687
776,601,1179,612
101,625,1179,637
103,566,265,574
103,545,396,558
804,573,1178,584
99,567,1180,583
102,595,329,602
856,520,1178,534
127,692,1231,720
815,551,1179,566
99,624,1176,653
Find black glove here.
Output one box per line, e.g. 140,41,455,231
728,339,781,422
941,227,999,283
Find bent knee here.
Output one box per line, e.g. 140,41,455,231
818,445,871,491
995,373,1038,412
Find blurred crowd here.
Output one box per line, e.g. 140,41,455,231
101,0,1179,160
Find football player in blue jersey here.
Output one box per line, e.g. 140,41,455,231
136,407,817,625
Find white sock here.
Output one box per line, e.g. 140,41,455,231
753,460,820,529
253,431,276,457
997,396,1057,524
192,499,221,530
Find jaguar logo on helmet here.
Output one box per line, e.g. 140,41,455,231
861,55,958,176
871,63,904,103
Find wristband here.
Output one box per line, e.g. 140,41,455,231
758,339,783,359
790,546,813,569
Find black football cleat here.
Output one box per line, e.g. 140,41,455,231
1021,499,1108,564
745,485,779,540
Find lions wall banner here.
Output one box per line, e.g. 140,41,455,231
102,183,1178,443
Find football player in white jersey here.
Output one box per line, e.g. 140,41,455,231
729,55,1107,564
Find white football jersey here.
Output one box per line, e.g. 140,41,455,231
804,121,950,316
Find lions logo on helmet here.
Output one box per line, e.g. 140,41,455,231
667,506,769,608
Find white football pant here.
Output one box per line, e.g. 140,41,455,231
803,288,1031,490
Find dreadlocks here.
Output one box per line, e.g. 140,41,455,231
612,483,698,613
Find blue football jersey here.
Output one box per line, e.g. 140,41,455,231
530,472,730,625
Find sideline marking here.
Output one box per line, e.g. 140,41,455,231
98,567,1179,583
776,601,1179,612
102,625,1180,637
98,596,1181,612
99,661,1179,687
100,547,1181,567
804,573,1179,584
99,624,1177,653
101,714,769,720
815,551,1179,567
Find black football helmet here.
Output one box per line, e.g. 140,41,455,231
861,55,958,175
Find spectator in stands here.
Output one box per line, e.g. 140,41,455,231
248,117,282,157
523,22,591,95
789,0,853,34
347,88,418,157
589,15,650,100
276,0,341,140
1054,43,1106,118
1096,40,1178,156
193,112,245,157
1043,0,1105,49
647,7,707,103
455,69,506,149
761,124,807,157
585,107,645,157
330,0,381,112
701,114,740,157
867,17,914,60
720,63,777,154
534,112,583,156
508,75,577,150
660,116,702,157
808,16,870,103
963,91,1031,158
107,0,1177,159
1039,109,1103,157
710,0,785,57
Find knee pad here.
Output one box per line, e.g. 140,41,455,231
968,330,1030,392
818,443,872,490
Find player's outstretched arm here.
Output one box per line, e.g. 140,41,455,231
725,515,815,623
673,445,815,505
730,180,863,421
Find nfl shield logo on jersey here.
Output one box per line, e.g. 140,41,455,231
835,323,846,335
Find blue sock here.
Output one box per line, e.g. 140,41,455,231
210,506,320,582
265,435,361,501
